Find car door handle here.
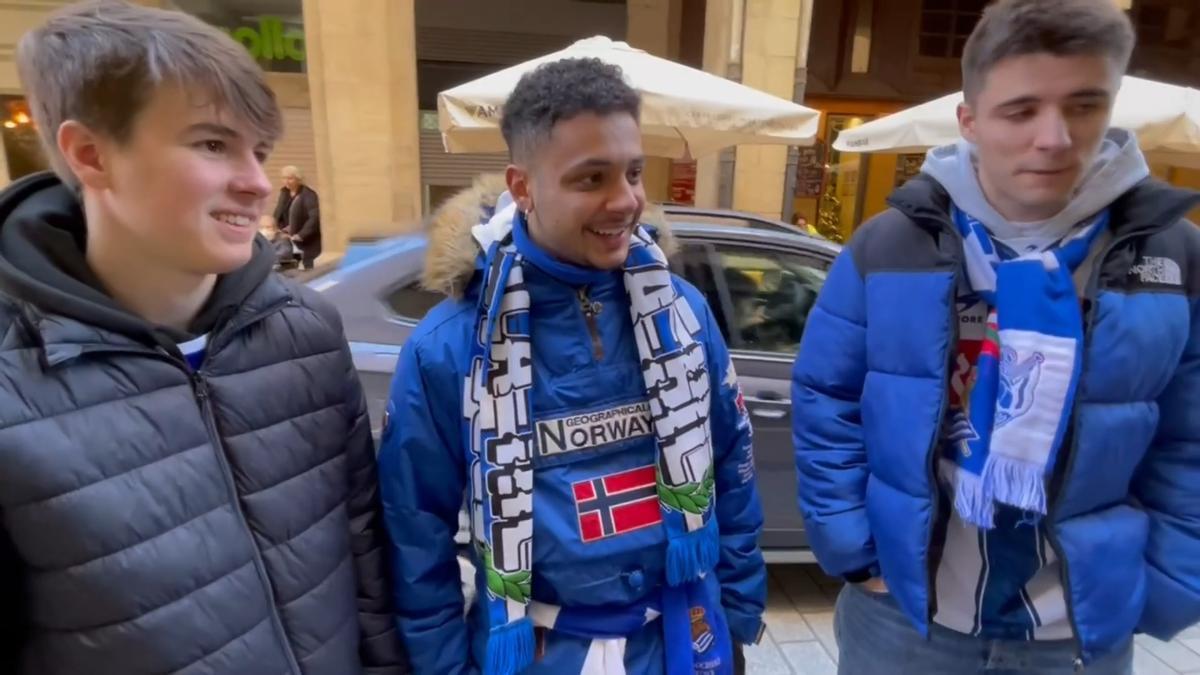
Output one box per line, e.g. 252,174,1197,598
743,395,792,406
742,395,790,420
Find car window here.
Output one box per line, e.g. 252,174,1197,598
667,212,796,234
670,244,732,344
385,282,443,322
712,244,828,355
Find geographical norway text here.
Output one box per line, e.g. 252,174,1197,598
536,401,654,456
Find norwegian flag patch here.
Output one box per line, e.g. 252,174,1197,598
572,465,663,543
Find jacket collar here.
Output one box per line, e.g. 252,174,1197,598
20,273,293,369
421,172,676,299
890,173,1200,239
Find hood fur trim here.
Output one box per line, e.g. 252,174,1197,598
421,172,674,298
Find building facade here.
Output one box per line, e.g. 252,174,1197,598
1,0,1196,253
802,0,1200,240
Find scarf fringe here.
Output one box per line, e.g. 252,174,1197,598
666,516,719,586
944,461,996,529
484,617,535,675
981,453,1048,517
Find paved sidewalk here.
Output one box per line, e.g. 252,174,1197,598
753,564,1200,675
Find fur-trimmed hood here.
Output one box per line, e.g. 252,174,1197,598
421,172,675,298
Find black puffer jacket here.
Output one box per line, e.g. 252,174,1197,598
0,173,407,674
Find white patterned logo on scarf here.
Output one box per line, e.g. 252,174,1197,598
995,347,1045,429
464,262,535,601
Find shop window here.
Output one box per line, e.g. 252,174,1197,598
918,0,985,59
818,115,872,243
894,153,925,189
169,0,306,74
1,97,49,182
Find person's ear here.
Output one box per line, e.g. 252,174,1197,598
57,120,115,190
506,164,534,215
958,102,979,144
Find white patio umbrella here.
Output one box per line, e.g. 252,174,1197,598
832,76,1200,168
437,36,821,159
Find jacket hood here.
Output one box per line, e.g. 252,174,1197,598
421,172,675,298
921,128,1151,239
0,171,276,345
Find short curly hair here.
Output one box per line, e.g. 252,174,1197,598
500,57,641,162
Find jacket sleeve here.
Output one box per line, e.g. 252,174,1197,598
294,189,321,242
698,300,767,645
339,343,410,673
791,250,877,580
377,338,473,674
1134,295,1200,640
271,189,286,227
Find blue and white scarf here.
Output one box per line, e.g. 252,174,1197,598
941,205,1108,529
464,201,725,674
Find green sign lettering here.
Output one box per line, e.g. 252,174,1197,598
220,16,305,63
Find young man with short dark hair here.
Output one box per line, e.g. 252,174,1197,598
379,57,766,674
793,0,1200,672
0,2,406,672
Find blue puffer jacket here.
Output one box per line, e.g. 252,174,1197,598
793,174,1200,661
377,178,766,674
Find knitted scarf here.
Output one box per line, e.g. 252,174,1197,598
941,204,1108,528
464,201,721,674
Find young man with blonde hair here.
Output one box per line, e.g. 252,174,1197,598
794,0,1200,672
0,2,405,672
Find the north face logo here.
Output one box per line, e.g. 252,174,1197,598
1129,256,1183,286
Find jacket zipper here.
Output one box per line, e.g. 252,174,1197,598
577,287,604,361
925,223,963,626
1042,228,1153,668
192,374,303,675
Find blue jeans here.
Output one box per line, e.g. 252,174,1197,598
834,584,1133,674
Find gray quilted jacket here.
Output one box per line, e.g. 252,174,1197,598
0,173,408,674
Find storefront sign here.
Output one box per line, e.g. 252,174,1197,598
670,160,696,205
220,16,304,63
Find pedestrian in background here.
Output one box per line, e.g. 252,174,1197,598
793,0,1200,673
274,164,321,269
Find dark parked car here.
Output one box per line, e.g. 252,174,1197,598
309,206,838,562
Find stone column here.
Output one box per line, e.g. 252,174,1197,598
302,0,422,253
694,0,738,209
731,0,802,220
626,0,681,203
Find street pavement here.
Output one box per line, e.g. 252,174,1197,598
754,564,1200,675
